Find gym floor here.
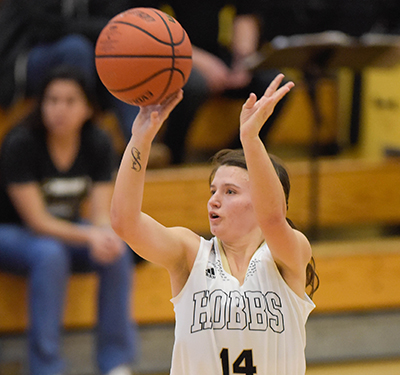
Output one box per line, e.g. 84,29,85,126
147,359,400,375
307,359,400,375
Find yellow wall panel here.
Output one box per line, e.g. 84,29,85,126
359,63,400,159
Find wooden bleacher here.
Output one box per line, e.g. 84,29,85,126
0,76,339,157
1,156,400,333
142,157,400,232
187,76,339,156
1,69,400,333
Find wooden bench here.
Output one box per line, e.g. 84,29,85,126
1,156,400,333
312,237,400,312
135,236,400,315
2,236,400,334
0,262,173,333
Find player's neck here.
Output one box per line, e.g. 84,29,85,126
218,238,264,285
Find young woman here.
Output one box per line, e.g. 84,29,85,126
111,74,318,374
0,66,136,375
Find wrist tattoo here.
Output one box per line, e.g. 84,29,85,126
131,147,142,171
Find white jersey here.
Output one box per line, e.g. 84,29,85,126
170,236,315,375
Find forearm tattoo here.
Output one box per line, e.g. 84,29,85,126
131,147,142,171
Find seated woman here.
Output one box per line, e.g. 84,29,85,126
0,65,136,375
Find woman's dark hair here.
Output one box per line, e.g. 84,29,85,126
210,149,319,299
21,64,98,132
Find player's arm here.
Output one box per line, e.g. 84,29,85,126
240,74,311,297
110,91,200,274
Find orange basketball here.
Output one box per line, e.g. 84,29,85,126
95,7,192,106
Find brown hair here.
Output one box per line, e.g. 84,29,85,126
210,149,319,298
21,65,98,133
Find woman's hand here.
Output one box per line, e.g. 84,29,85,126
131,89,183,142
192,47,232,93
192,46,251,93
87,226,126,264
239,74,294,141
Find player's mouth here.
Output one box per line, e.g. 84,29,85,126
209,212,220,221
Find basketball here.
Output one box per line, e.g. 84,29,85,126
95,7,192,106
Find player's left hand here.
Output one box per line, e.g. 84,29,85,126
239,74,294,140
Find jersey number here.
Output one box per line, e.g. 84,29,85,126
220,348,256,375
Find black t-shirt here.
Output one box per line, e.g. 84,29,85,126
0,123,116,224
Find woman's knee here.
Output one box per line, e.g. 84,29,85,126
31,237,70,272
103,248,133,277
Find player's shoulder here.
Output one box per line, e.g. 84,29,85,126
169,226,202,266
170,226,202,249
293,228,312,258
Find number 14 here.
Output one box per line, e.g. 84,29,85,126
220,348,256,375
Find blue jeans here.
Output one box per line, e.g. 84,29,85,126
0,224,137,375
27,34,139,142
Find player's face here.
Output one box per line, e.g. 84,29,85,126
41,79,93,136
208,165,259,240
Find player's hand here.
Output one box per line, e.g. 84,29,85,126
132,89,183,141
239,74,294,140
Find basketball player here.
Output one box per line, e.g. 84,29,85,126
111,74,318,374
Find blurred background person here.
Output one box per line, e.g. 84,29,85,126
127,0,292,164
0,0,141,143
0,65,136,375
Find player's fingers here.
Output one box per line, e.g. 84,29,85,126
158,90,183,119
150,111,160,123
273,81,295,103
263,73,285,98
161,89,183,107
243,92,257,109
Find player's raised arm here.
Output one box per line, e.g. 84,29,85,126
239,74,312,295
111,91,199,271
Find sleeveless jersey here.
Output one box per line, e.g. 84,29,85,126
170,236,315,375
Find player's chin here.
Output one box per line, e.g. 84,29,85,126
208,221,221,237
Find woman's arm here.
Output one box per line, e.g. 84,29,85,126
88,181,114,227
110,91,200,275
8,180,126,264
191,46,231,93
86,181,127,263
239,74,311,296
8,183,94,244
